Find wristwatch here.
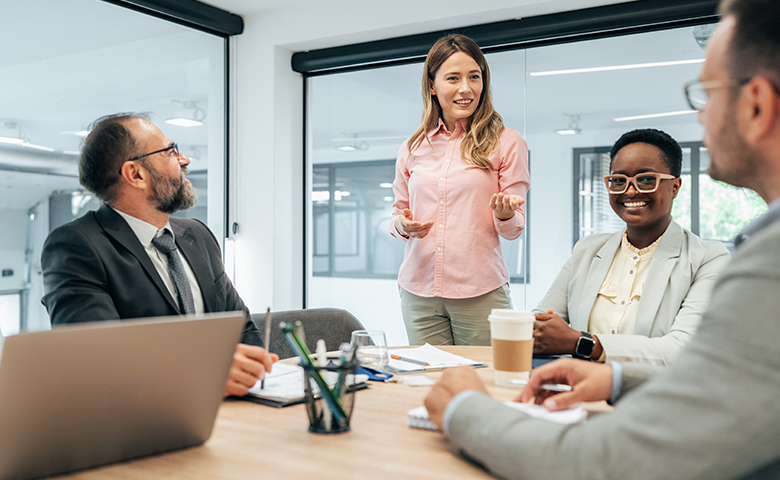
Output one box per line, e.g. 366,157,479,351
573,331,595,360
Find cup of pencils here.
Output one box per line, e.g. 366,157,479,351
280,321,359,434
301,358,359,433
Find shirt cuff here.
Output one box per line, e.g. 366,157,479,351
493,210,524,237
608,361,622,405
391,215,409,240
442,390,481,437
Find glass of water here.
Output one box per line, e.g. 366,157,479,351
350,330,389,370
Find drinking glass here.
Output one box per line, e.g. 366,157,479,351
350,330,389,370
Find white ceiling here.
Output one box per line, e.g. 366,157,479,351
308,24,709,162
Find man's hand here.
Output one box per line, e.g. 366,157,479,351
224,343,279,397
396,208,434,239
533,309,579,355
517,358,613,411
424,366,488,431
489,193,525,220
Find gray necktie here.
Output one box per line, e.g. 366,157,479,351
152,230,195,315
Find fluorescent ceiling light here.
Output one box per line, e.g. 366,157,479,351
22,143,56,152
336,145,357,151
0,136,24,145
379,183,393,188
165,118,203,127
64,150,80,155
555,129,579,135
0,136,56,151
383,196,393,202
530,59,704,77
614,110,697,122
61,130,90,137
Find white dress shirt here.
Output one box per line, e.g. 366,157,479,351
113,208,205,314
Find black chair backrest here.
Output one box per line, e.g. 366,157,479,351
253,308,366,359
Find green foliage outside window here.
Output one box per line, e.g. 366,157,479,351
672,174,766,242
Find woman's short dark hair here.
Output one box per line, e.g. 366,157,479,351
79,113,147,202
609,128,683,177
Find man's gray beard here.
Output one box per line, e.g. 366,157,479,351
148,166,198,214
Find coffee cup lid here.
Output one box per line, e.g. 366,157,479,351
488,309,534,322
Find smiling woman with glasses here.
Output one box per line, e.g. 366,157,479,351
531,128,730,365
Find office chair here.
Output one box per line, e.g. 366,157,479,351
253,308,366,359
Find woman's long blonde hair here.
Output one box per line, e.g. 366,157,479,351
407,34,504,171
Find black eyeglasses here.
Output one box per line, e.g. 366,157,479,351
129,143,179,162
604,173,677,194
119,143,180,175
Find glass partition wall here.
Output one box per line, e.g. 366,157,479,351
0,0,227,335
306,21,764,347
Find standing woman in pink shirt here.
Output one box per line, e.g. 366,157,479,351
390,34,530,346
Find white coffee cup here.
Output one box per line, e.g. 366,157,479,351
488,309,535,385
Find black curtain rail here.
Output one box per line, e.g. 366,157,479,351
101,0,243,37
291,0,719,75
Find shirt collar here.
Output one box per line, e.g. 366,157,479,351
621,229,662,257
112,207,174,248
429,117,469,137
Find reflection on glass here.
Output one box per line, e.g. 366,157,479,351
0,0,226,333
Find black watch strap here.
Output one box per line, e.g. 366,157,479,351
574,331,595,360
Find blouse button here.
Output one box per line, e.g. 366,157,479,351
438,224,443,229
439,200,444,205
437,247,442,252
439,177,444,182
621,301,625,305
612,330,616,334
630,270,634,274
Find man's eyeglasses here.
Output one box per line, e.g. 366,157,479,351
128,143,180,162
603,173,677,195
119,144,180,175
683,78,752,111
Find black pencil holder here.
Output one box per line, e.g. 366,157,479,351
300,359,359,434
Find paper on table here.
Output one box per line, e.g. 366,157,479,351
247,362,306,405
246,362,370,407
387,343,486,374
407,401,587,431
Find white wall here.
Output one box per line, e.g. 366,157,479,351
229,0,635,314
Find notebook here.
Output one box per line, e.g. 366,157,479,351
0,312,245,480
407,402,587,431
243,362,370,408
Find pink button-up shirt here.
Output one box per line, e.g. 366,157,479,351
390,118,530,299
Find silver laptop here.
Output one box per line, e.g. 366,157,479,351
0,311,245,480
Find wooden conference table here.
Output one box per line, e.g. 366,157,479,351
54,346,609,479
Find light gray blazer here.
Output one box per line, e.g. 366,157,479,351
447,217,780,480
534,220,730,364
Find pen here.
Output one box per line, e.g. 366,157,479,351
260,307,271,389
507,378,573,392
390,354,430,366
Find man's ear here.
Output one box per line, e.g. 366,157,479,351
118,161,148,189
740,76,779,144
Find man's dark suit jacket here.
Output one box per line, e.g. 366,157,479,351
41,204,262,346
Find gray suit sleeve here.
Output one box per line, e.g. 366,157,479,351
447,224,780,480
